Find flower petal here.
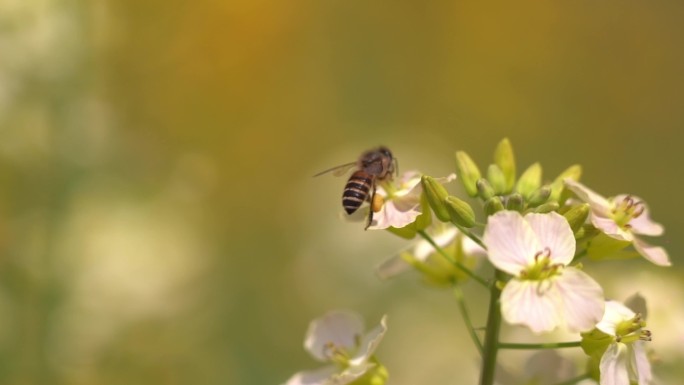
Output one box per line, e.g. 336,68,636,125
349,315,388,366
500,279,563,334
484,211,541,275
367,200,422,230
525,212,576,266
304,311,365,362
626,203,664,237
283,366,338,385
630,341,652,385
596,301,636,336
632,237,671,267
564,179,612,216
600,343,630,385
553,268,604,332
592,216,633,242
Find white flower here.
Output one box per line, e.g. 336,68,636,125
375,225,485,285
368,172,455,230
483,211,604,333
284,310,388,385
564,179,670,266
594,301,653,385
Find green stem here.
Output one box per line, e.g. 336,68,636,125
479,269,506,385
498,341,582,350
452,223,487,250
453,286,483,355
417,230,488,288
552,373,591,385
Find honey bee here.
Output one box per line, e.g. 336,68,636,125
314,146,397,229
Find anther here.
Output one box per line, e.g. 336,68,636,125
633,202,645,218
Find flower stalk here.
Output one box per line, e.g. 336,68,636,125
479,269,506,385
417,230,488,288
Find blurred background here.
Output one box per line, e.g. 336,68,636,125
0,0,683,384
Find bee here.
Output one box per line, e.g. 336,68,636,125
314,146,397,229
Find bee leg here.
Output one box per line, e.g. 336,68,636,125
365,183,377,230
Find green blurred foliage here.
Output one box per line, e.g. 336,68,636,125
0,0,683,384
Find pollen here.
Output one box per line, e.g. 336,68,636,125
372,194,385,213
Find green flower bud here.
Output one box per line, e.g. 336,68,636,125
533,201,559,213
516,162,542,199
455,151,481,197
527,185,552,207
493,138,516,193
487,164,507,195
562,203,590,233
445,196,476,228
421,175,450,222
476,179,496,200
549,164,582,203
506,193,524,212
484,196,504,216
414,192,432,231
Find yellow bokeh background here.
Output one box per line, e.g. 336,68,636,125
0,1,682,384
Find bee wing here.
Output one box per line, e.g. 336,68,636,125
312,162,357,177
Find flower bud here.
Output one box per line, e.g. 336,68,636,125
562,203,590,233
484,196,504,216
421,175,450,222
549,164,582,203
476,178,495,200
445,196,476,228
455,151,481,197
487,164,507,195
533,201,559,213
506,193,524,212
527,185,552,207
493,138,516,193
516,162,542,199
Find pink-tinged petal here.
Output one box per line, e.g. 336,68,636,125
525,212,576,265
564,179,613,216
591,216,634,242
349,315,387,366
632,238,672,266
600,343,630,385
367,200,421,230
616,195,664,236
630,341,653,385
304,311,364,362
553,268,604,332
596,301,635,336
500,279,563,334
484,211,541,275
632,237,671,267
283,365,338,385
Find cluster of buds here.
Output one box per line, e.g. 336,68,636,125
286,139,670,385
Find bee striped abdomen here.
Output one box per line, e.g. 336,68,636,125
342,171,373,214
